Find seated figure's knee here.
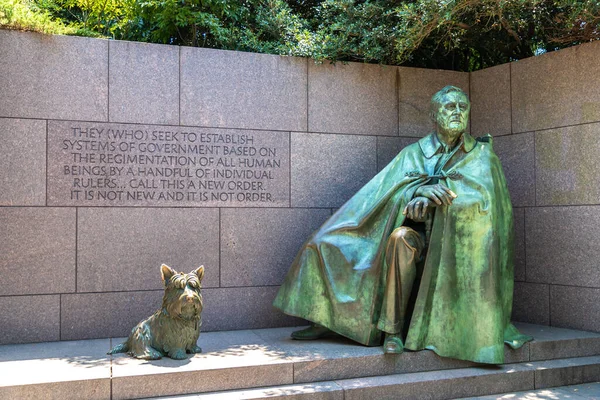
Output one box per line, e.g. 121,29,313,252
389,226,414,240
387,227,423,252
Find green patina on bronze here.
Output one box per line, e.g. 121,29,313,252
108,264,204,360
273,86,532,364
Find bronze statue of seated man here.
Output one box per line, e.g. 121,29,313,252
274,86,532,364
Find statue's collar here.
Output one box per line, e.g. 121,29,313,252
418,132,476,159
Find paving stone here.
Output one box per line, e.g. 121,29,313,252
504,342,531,364
470,63,512,137
398,67,469,137
253,326,527,385
535,124,600,206
460,384,595,399
512,282,550,326
0,380,110,400
514,208,526,282
534,356,600,389
555,382,600,398
337,364,534,400
157,382,344,400
181,48,306,131
111,329,293,399
308,62,397,136
0,118,46,206
516,322,600,361
0,337,110,399
395,344,528,374
494,132,535,207
0,207,75,295
201,287,303,332
551,286,600,333
253,326,396,383
0,295,60,344
400,339,529,368
293,355,394,385
0,30,107,121
526,206,600,287
512,40,600,133
109,40,179,125
376,136,418,171
1,322,596,399
61,290,164,340
220,208,331,287
77,207,219,292
291,133,377,208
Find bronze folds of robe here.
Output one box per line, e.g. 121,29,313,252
273,132,532,364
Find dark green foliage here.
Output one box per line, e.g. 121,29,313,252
300,0,600,70
0,0,75,34
3,0,600,71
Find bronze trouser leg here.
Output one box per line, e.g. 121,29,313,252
377,226,425,335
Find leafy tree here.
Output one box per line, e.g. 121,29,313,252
297,0,600,70
2,0,600,71
0,0,75,34
123,0,309,52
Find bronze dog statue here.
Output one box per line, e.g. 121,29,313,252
108,264,204,360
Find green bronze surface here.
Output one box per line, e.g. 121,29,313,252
108,264,204,360
273,86,532,364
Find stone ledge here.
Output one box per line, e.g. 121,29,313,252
337,356,600,399
525,323,600,361
0,338,111,400
150,357,600,400
460,381,600,400
0,323,599,399
151,382,344,400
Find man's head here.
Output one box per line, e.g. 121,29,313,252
430,86,470,144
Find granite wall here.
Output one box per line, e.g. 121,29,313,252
3,29,597,346
0,30,469,344
470,40,600,333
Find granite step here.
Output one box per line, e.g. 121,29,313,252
1,323,599,400
460,381,600,399
149,356,600,400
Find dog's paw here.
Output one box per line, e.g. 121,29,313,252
169,349,187,360
135,348,163,360
188,345,202,354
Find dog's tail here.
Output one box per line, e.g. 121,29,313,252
107,342,129,355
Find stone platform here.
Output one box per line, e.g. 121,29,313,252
1,323,599,399
462,382,600,399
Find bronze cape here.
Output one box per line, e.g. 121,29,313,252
273,133,532,364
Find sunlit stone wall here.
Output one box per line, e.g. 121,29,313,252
0,30,470,344
471,40,600,334
6,29,593,345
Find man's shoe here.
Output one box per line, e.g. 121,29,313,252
291,325,335,340
383,334,404,354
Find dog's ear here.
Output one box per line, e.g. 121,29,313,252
192,265,205,283
161,264,176,283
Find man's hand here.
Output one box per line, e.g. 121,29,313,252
403,197,433,222
414,184,457,206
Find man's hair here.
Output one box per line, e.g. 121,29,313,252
430,85,470,121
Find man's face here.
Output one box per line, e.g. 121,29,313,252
434,91,470,142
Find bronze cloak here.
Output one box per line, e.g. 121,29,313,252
273,133,532,364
